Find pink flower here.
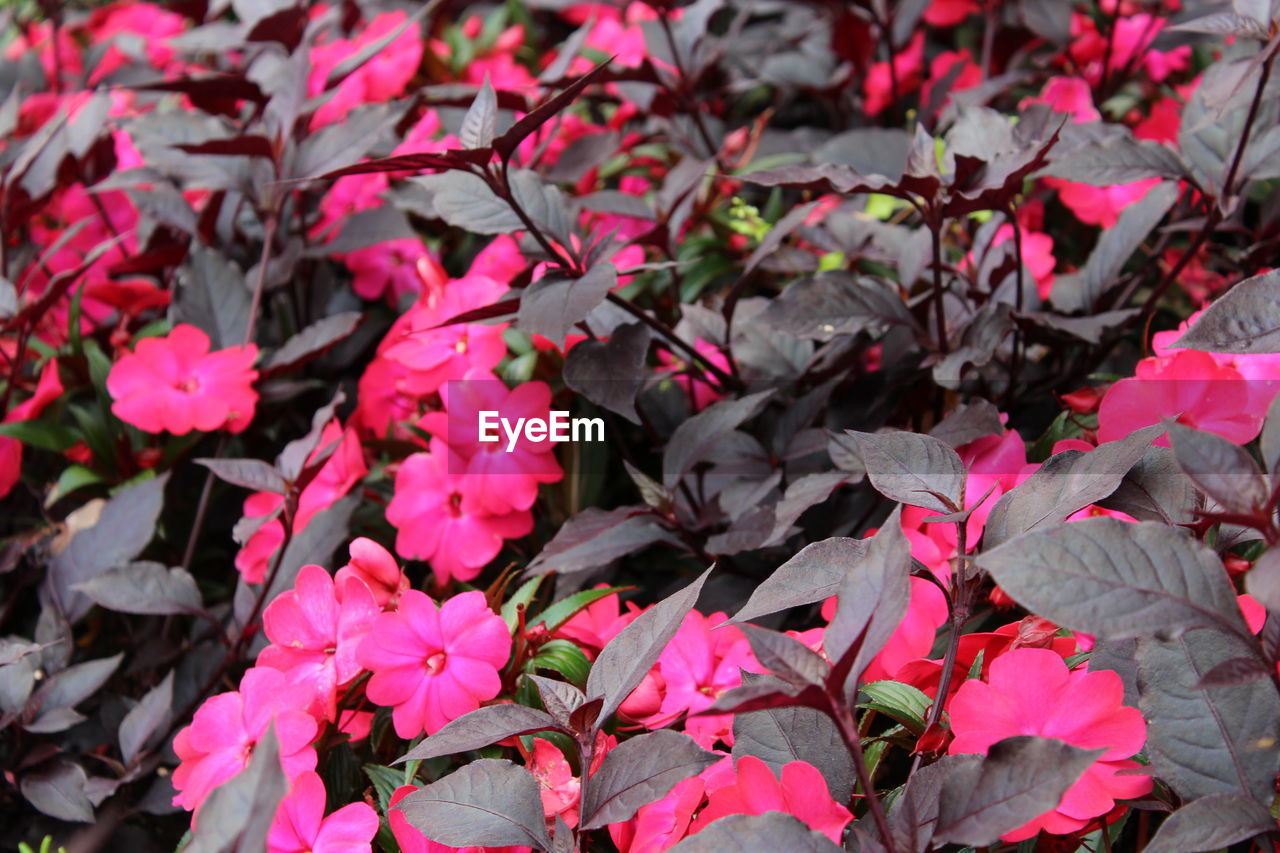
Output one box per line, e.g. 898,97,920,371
386,440,534,585
608,775,706,853
269,771,378,853
920,49,981,112
335,537,408,608
356,589,511,738
421,379,563,516
260,565,379,721
619,611,759,749
863,31,924,117
381,302,508,397
172,668,319,813
924,0,980,26
389,785,532,853
1097,349,1270,445
108,324,258,435
555,588,643,655
530,738,583,826
1021,77,1101,123
308,11,423,126
1045,176,1161,229
948,648,1152,842
345,239,433,305
0,358,63,499
688,756,852,843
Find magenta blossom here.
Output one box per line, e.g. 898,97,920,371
171,667,318,814
334,537,409,608
948,648,1152,841
259,564,379,722
108,324,258,435
386,439,534,585
269,771,378,853
356,589,511,738
689,756,852,843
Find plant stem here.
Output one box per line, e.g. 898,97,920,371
181,434,228,572
831,700,898,853
930,214,949,354
244,211,279,347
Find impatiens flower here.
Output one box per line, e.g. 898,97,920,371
334,537,408,608
1097,349,1271,445
356,590,511,738
948,647,1152,841
421,378,564,515
386,440,534,585
107,324,258,435
608,775,707,853
171,667,318,813
308,11,423,127
259,565,379,722
389,785,532,853
0,358,63,499
345,238,434,305
619,611,759,749
688,756,852,843
268,771,378,853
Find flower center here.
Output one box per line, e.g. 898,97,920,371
447,493,463,517
425,652,446,674
177,376,199,393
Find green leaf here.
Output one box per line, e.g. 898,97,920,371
529,639,592,687
502,576,544,634
859,680,932,732
0,419,78,452
532,587,628,635
364,764,402,813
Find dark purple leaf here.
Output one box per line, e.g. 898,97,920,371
1053,181,1178,313
517,263,618,347
265,312,363,373
195,458,287,494
982,423,1162,548
21,761,93,823
524,506,677,577
975,517,1245,639
732,537,869,624
46,474,167,622
1173,10,1272,39
1195,655,1273,687
563,322,650,423
1095,445,1198,525
825,510,911,694
759,272,913,342
1020,0,1072,42
933,737,1102,846
1139,627,1280,803
133,74,267,105
396,705,561,763
846,430,967,513
72,561,202,615
732,675,853,804
1173,269,1280,354
37,653,122,715
175,135,275,158
581,729,720,828
493,57,613,162
396,759,552,851
173,248,252,351
929,400,1003,449
737,625,829,688
662,390,774,487
276,390,346,481
429,170,525,234
1143,793,1276,853
1167,422,1270,513
460,77,499,150
1043,136,1187,186
120,671,174,766
527,675,587,724
666,813,844,852
586,568,710,728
